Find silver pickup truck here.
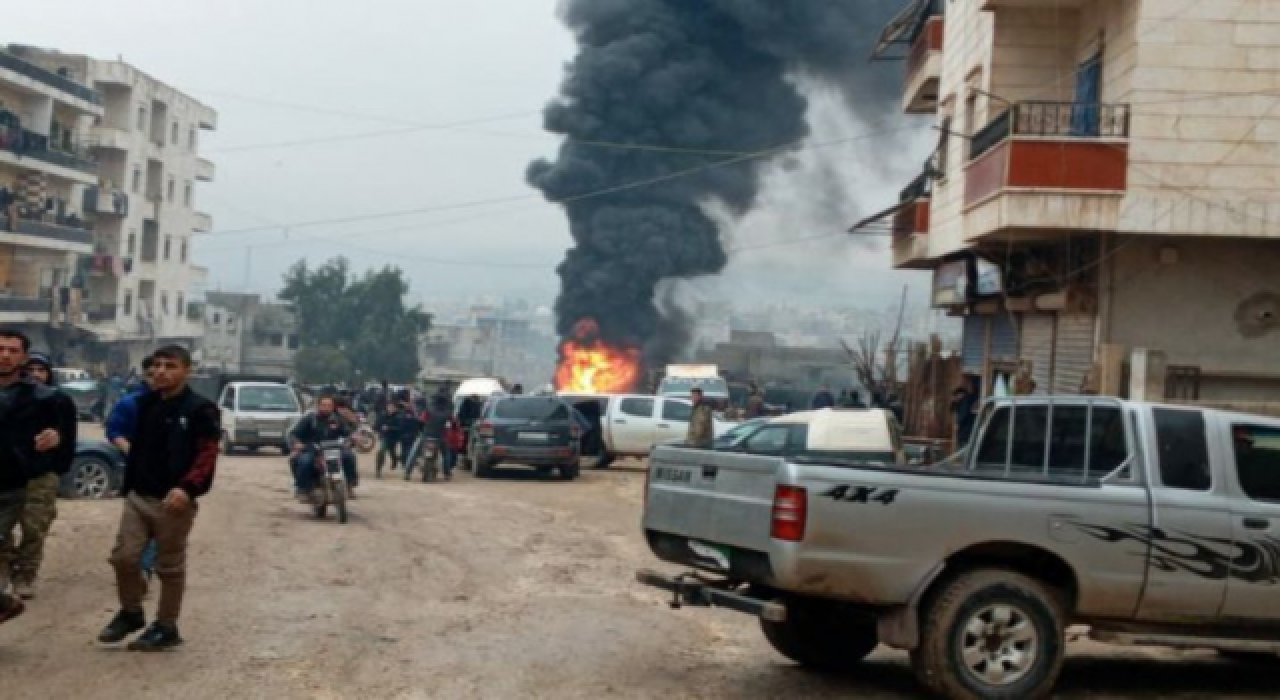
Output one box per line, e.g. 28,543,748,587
638,397,1280,700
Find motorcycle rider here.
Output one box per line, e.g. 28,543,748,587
289,396,359,501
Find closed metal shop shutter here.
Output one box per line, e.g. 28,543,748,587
1020,314,1055,396
990,313,1019,365
1053,313,1097,394
962,315,986,374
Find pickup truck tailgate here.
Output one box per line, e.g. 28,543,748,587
644,446,781,562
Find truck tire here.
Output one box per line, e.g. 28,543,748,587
911,569,1066,700
592,452,615,470
560,461,581,481
475,458,495,479
759,602,879,672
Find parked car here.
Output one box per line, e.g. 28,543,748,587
467,395,586,480
61,379,105,422
718,409,904,464
637,396,1280,700
713,417,770,450
560,393,736,469
217,381,304,454
60,439,126,499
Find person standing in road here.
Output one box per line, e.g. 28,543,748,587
745,382,766,419
811,384,836,410
0,331,64,625
98,345,220,652
6,352,77,600
375,399,406,477
686,388,715,449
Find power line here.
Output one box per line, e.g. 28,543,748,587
197,122,921,239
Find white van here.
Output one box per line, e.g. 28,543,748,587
217,381,304,454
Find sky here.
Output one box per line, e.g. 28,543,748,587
11,0,936,313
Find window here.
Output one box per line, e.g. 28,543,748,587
1155,408,1211,491
620,398,654,418
164,235,172,261
160,292,169,315
167,178,175,202
136,106,147,131
212,312,221,325
973,404,1129,480
180,240,188,263
176,293,184,316
171,122,179,145
184,181,192,207
288,334,300,350
221,388,236,410
1233,425,1280,503
131,168,141,194
188,127,196,150
270,332,284,347
745,426,791,455
662,400,693,422
126,232,137,256
494,398,569,421
123,291,133,316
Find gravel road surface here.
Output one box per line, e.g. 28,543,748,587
2,447,1277,699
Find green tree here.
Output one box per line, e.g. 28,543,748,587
294,346,352,384
280,257,431,383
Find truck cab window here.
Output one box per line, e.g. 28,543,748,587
745,426,790,455
1232,424,1280,503
1154,408,1211,491
221,389,236,410
662,400,692,422
620,398,654,418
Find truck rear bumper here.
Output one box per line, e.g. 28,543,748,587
635,569,787,622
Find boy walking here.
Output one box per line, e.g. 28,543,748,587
98,345,220,651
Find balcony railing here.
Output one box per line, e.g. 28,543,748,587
84,186,130,217
969,102,1131,160
0,296,51,314
0,50,102,105
88,304,118,323
12,218,94,247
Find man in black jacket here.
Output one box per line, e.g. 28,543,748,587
98,345,220,651
5,352,77,600
290,395,358,497
0,331,62,626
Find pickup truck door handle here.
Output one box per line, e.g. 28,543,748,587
1243,517,1271,531
657,424,670,429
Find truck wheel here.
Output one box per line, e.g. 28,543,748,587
475,459,494,478
560,461,581,481
911,569,1066,700
592,453,615,470
759,602,878,672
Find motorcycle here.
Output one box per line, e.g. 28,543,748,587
308,439,350,524
403,434,441,482
352,418,377,455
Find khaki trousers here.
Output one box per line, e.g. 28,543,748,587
109,493,197,623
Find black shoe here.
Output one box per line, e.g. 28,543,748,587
127,622,184,652
98,609,146,644
0,595,25,625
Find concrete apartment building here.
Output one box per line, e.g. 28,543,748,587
0,47,102,354
864,0,1280,403
202,292,299,377
5,45,215,372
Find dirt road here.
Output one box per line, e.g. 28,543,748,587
2,450,1277,699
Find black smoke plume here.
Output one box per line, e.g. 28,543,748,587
529,0,905,368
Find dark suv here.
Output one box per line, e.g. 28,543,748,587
468,396,584,480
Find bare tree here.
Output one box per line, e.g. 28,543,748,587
841,285,910,403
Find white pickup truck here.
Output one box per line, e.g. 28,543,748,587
560,393,733,468
639,396,1280,699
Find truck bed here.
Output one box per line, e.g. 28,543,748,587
643,444,1151,617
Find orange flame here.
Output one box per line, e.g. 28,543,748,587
554,319,642,394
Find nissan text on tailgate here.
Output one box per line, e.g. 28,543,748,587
637,397,1280,700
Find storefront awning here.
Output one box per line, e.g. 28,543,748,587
848,201,908,234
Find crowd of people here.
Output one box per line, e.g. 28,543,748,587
0,332,219,652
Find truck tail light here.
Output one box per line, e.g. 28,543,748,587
771,485,808,542
477,421,494,437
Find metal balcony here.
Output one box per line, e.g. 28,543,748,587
0,49,102,106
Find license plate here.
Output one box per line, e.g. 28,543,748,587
518,432,550,441
260,430,283,439
323,449,341,461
